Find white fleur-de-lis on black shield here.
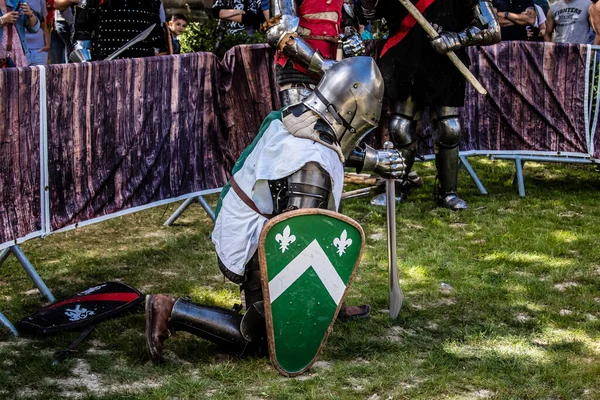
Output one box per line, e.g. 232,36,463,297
333,230,352,256
275,225,296,253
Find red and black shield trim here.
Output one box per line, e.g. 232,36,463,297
17,282,144,335
380,0,437,58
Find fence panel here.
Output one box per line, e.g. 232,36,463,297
0,67,42,249
461,42,588,154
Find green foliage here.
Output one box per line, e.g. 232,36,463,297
179,19,266,58
179,19,219,55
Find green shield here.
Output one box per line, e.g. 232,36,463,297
259,209,365,376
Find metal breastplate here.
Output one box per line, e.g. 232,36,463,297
94,0,162,60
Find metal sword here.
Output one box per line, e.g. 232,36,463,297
396,0,488,96
104,23,158,61
384,141,403,319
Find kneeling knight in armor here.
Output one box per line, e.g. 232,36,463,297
145,57,405,372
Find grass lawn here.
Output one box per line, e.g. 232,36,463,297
1,158,599,400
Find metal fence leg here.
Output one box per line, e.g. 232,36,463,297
11,245,55,303
1,245,55,335
0,248,10,266
164,195,216,226
0,248,17,335
0,311,18,336
515,157,526,197
163,197,197,226
196,195,216,222
459,155,488,195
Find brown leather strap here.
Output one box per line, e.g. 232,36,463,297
229,176,273,219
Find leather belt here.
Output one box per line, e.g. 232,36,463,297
229,176,273,219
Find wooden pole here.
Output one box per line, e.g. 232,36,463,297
397,0,488,96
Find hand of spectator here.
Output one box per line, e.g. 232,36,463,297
497,10,514,27
19,3,34,19
526,25,540,39
39,46,51,52
0,11,21,25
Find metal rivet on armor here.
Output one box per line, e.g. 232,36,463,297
353,83,359,88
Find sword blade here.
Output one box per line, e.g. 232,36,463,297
384,142,403,319
105,23,157,61
342,186,378,200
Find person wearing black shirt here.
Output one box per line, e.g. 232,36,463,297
71,0,166,61
494,0,536,40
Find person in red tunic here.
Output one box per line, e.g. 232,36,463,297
263,0,366,106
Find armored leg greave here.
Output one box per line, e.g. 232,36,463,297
389,98,419,174
432,106,461,195
370,98,420,206
241,253,263,308
169,298,266,357
432,106,467,209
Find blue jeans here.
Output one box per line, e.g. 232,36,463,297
49,21,71,64
28,48,49,65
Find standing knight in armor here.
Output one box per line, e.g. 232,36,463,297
363,0,500,209
145,57,406,365
70,0,166,62
262,0,366,106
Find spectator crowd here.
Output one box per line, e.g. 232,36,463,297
1,0,600,69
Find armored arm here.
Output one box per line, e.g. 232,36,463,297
264,0,335,76
346,145,406,179
430,0,501,55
